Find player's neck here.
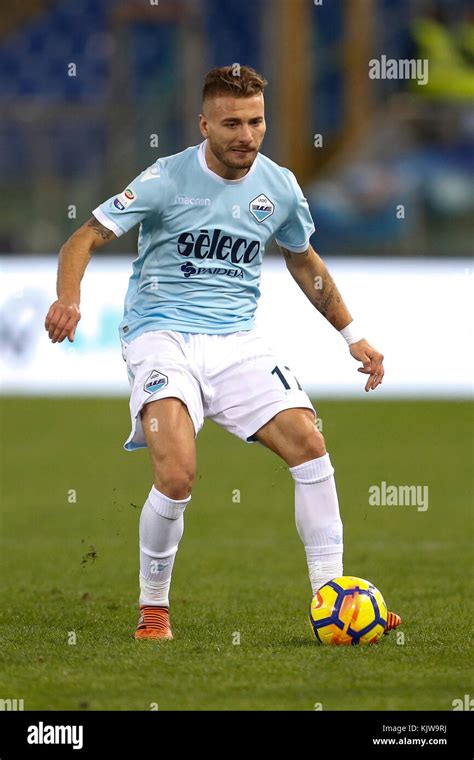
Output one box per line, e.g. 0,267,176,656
204,142,250,181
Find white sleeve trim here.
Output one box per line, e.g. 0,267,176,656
92,207,124,238
275,233,314,253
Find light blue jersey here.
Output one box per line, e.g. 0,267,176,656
93,140,315,342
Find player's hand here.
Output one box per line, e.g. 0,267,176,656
349,339,384,392
44,299,81,343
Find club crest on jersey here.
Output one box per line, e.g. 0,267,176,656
249,194,274,223
144,369,168,394
113,187,136,210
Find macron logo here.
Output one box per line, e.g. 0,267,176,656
176,195,211,206
27,722,83,750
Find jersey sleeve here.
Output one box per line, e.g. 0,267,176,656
91,161,166,237
274,169,315,253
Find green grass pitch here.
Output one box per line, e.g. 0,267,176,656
0,398,472,710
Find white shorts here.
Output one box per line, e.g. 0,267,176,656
121,327,316,451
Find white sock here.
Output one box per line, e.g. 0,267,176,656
290,453,343,595
139,485,191,607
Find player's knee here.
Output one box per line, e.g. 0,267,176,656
154,464,195,500
290,427,326,465
302,428,326,460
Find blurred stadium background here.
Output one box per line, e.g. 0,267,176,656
1,0,473,713
1,0,473,256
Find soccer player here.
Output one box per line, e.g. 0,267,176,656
45,65,401,640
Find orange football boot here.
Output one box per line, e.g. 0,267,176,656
384,610,402,633
134,605,173,640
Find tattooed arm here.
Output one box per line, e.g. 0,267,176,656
45,216,116,343
280,244,384,391
56,216,116,300
280,244,352,329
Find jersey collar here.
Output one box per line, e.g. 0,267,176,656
197,140,258,185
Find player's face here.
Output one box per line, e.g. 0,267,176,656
199,94,266,175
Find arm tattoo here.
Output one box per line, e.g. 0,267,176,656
86,216,115,241
281,244,347,327
282,247,309,266
315,271,342,324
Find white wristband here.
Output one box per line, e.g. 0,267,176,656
340,321,364,346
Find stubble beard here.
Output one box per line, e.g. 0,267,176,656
208,137,259,171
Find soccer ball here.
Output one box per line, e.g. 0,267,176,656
309,576,387,645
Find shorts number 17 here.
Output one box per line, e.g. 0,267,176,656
271,365,302,391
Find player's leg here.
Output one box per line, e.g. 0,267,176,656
142,396,196,499
252,408,343,595
253,409,402,633
204,329,343,596
135,397,196,640
205,328,401,632
250,406,325,467
122,330,204,639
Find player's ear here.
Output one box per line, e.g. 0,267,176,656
199,112,209,138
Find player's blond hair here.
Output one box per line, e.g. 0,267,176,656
202,65,267,104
